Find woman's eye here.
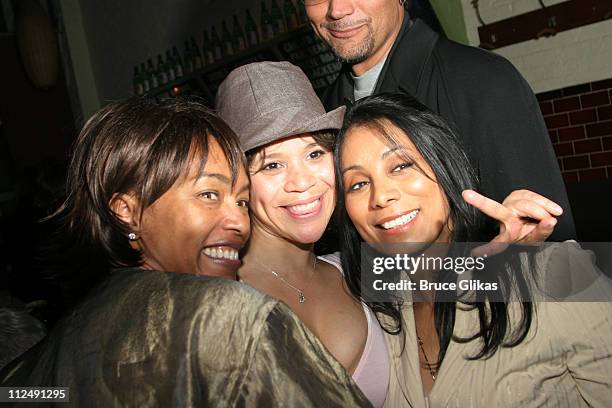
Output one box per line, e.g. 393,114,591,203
262,162,281,171
237,199,250,208
392,162,413,173
348,181,368,192
308,149,326,160
199,191,219,200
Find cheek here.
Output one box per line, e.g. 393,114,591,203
307,4,327,25
315,159,335,188
249,177,278,214
345,196,369,233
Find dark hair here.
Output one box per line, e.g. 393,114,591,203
246,130,335,170
333,92,533,364
53,97,245,268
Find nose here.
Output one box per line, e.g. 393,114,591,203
221,202,250,241
370,181,400,209
284,165,316,193
327,0,355,20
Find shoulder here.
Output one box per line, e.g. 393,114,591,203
427,37,534,110
528,242,612,334
115,268,273,304
318,252,343,274
432,37,521,82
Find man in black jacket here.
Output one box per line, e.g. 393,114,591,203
304,0,575,240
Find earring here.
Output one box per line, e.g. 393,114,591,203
128,232,138,241
400,0,406,5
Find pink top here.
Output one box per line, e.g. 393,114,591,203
319,254,390,408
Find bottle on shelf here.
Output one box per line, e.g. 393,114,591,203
191,36,203,70
146,58,159,89
156,54,168,85
270,0,285,35
221,20,234,56
245,9,260,47
202,29,215,65
172,46,184,78
232,14,246,53
165,50,176,81
183,40,194,74
260,1,274,41
211,26,223,61
140,62,150,93
133,66,144,95
284,0,299,30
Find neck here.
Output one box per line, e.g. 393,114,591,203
351,8,405,76
240,223,316,282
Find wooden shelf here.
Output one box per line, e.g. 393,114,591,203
478,0,612,50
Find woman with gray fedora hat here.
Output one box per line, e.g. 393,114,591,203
217,61,388,407
216,61,563,408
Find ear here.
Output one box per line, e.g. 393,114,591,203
109,193,140,230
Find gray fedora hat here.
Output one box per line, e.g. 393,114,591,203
216,61,345,152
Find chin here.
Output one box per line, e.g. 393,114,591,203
201,268,238,280
292,228,326,245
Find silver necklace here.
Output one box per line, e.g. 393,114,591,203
259,257,317,304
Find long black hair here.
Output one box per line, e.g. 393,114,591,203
333,93,534,364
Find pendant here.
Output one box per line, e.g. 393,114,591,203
298,291,305,303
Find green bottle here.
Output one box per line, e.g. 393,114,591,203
260,1,274,41
202,30,215,65
183,40,194,73
191,36,203,70
147,58,158,88
140,62,150,92
270,0,285,35
156,54,168,85
211,26,223,61
133,66,143,95
165,50,176,81
221,20,234,56
232,15,246,52
172,46,184,78
245,9,260,47
284,0,299,30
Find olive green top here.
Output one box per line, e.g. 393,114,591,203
1,268,370,407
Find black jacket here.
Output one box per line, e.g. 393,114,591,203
324,18,575,241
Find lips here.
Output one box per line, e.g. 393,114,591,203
328,24,365,39
202,246,239,261
201,241,243,268
375,209,420,234
283,195,323,218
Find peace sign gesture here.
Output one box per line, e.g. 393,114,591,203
462,189,563,256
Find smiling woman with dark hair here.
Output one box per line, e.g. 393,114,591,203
335,92,612,407
0,97,370,407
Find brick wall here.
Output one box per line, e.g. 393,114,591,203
538,78,612,183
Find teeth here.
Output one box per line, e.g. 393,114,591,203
380,210,419,230
288,199,319,213
203,247,239,261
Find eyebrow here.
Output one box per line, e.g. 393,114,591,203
196,172,231,184
341,146,406,174
381,146,406,159
260,142,323,159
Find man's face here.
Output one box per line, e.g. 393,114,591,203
306,0,404,72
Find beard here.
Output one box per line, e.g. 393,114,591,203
321,21,375,64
